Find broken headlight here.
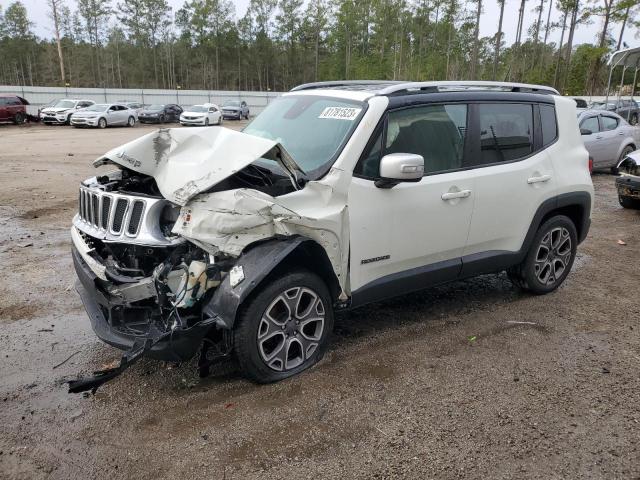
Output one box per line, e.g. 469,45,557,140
160,203,181,239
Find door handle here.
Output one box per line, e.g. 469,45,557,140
527,174,552,184
618,132,624,136
441,189,471,200
595,135,603,139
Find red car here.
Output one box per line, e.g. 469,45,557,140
0,94,29,124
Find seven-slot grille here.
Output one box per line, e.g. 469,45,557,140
78,187,145,237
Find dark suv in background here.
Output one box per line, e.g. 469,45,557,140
0,94,28,124
138,104,183,123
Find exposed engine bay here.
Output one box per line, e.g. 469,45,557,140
69,127,348,393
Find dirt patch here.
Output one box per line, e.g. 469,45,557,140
0,302,40,321
18,199,77,220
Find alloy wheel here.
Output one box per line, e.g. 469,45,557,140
534,227,572,286
257,287,326,372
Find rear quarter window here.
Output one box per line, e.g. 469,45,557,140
540,104,558,146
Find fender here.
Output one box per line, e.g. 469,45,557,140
616,150,640,171
203,236,309,329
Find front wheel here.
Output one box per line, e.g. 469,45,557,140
13,112,25,124
204,118,209,126
233,270,333,383
127,116,135,127
507,215,577,295
98,118,107,129
159,115,165,123
218,116,223,125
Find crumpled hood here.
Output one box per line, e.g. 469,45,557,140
95,127,304,206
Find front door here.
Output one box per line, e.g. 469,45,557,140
580,115,606,167
348,103,475,305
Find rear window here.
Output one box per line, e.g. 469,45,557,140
478,104,533,164
601,116,619,131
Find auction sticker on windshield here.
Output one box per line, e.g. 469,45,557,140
318,107,362,120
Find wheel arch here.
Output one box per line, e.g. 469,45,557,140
531,192,591,249
203,236,340,330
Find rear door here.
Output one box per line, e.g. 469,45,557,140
462,102,557,271
598,114,622,166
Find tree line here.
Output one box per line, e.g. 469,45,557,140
0,0,638,96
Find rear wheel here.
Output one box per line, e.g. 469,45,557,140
234,270,333,383
98,118,107,129
159,115,165,123
631,113,638,126
507,215,577,295
613,145,635,175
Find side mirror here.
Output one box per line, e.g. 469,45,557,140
375,153,424,189
580,128,592,135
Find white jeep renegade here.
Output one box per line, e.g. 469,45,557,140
69,81,593,392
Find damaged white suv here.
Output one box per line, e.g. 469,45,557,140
70,81,594,392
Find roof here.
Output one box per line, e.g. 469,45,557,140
291,80,559,96
608,47,640,68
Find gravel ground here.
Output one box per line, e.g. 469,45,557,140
0,122,639,480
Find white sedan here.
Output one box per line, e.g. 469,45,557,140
180,104,222,126
70,103,138,128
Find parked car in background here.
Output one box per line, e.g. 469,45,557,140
221,99,249,120
589,99,640,125
40,98,95,125
180,104,222,126
138,104,182,123
119,101,144,115
0,94,28,124
70,103,137,128
615,150,640,208
578,110,639,172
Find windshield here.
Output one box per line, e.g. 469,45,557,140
85,104,108,112
54,100,76,108
590,102,615,110
187,106,208,112
224,100,240,107
147,104,164,110
244,95,365,176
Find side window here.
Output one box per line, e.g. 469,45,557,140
580,116,599,133
385,104,467,174
601,115,619,131
0,98,6,106
477,103,533,164
108,105,117,111
540,104,558,147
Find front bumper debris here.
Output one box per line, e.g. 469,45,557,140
616,175,640,200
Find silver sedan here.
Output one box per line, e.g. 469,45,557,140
578,110,640,172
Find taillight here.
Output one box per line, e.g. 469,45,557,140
588,156,593,174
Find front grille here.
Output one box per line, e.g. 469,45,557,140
77,186,148,239
128,201,144,235
112,198,128,233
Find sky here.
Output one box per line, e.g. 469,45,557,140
2,0,638,52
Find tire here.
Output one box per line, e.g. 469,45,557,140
507,215,577,295
159,115,165,123
13,112,25,125
631,113,638,126
204,118,209,126
98,118,107,129
233,269,334,383
127,116,135,127
619,195,640,209
218,116,223,125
